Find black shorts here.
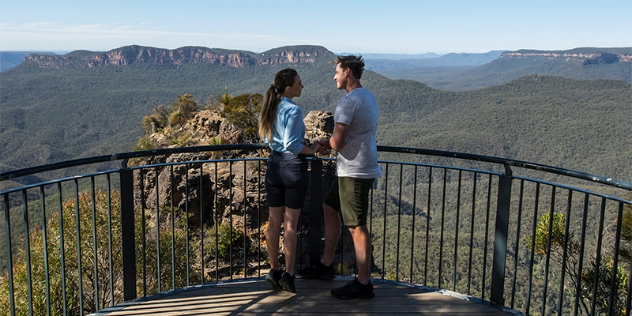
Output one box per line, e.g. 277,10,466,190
265,151,308,209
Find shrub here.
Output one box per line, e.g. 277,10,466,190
167,133,193,147
0,191,123,315
169,94,197,123
220,93,262,142
205,224,244,261
209,136,223,146
133,136,159,151
141,105,170,134
0,190,203,315
136,210,202,296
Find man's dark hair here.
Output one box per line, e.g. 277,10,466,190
336,55,365,80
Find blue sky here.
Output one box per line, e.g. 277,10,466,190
1,0,630,54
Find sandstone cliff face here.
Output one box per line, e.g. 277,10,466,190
259,49,321,65
500,51,632,63
24,45,332,69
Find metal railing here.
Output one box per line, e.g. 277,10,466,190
1,144,631,316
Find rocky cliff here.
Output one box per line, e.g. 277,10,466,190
500,49,632,64
135,108,334,224
23,45,334,69
132,108,335,278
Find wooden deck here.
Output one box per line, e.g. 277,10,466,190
93,277,519,315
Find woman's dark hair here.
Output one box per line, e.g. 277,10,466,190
336,55,365,80
259,68,299,141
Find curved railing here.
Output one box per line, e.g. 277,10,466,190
1,144,631,316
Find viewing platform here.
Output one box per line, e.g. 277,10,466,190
94,277,515,315
1,144,631,316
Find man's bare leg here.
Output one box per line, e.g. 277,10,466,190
348,225,371,284
330,224,374,299
321,203,341,266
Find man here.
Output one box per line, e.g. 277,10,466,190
297,55,382,299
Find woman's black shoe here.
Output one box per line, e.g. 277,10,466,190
279,272,296,293
266,268,282,289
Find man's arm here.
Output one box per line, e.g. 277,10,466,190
328,122,349,151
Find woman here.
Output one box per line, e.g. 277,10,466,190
259,68,320,293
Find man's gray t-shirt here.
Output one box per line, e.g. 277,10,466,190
334,87,382,179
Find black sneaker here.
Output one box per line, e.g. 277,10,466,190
297,261,335,280
278,272,296,293
265,268,282,289
330,278,374,299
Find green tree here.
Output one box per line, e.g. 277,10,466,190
526,211,629,315
0,190,122,315
581,256,629,315
525,212,582,264
169,94,197,126
620,196,632,263
583,194,632,315
136,208,202,296
216,88,232,109
142,105,170,134
220,93,262,142
204,224,244,261
0,190,202,315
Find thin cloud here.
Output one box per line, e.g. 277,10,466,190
1,21,278,42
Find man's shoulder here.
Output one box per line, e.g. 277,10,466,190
350,87,376,101
341,87,372,102
348,86,370,95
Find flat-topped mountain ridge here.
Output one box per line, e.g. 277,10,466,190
23,45,335,69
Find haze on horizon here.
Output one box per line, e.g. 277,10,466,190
0,0,631,55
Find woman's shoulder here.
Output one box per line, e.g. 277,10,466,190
279,98,302,114
279,96,297,106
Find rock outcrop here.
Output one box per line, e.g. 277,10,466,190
304,110,334,141
132,108,336,278
500,50,632,63
24,45,334,69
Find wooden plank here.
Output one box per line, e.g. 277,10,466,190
92,279,516,315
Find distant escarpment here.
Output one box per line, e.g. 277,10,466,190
500,47,632,64
23,45,334,69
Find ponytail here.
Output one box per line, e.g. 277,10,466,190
259,84,280,141
259,68,299,141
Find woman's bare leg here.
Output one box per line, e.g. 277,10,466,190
282,207,301,275
266,206,285,270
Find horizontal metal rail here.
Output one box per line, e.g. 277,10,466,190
2,144,630,191
0,144,269,182
1,144,631,316
377,146,632,190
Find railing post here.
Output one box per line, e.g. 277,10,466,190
309,158,323,264
120,164,137,301
490,165,513,306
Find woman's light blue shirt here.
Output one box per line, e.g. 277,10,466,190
267,97,305,155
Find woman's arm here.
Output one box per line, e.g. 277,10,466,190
299,140,321,154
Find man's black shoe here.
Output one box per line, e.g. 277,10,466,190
297,261,335,280
265,268,282,289
330,278,374,299
279,272,296,293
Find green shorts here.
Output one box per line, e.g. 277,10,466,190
324,177,375,227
